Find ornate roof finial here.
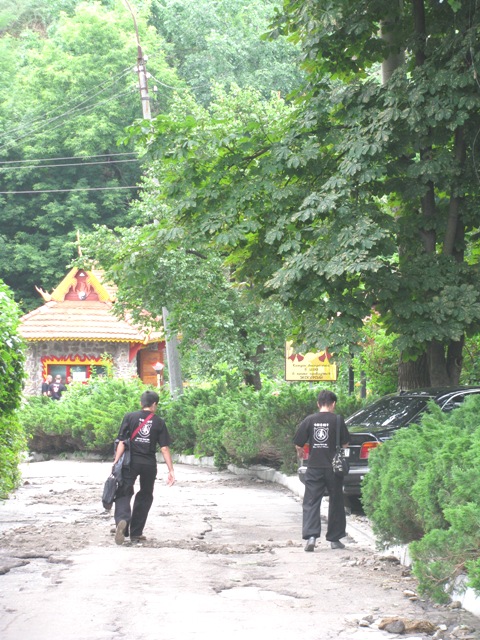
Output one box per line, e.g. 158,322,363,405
35,285,52,301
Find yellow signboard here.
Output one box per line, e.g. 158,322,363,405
285,341,338,382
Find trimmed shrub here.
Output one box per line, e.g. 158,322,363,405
21,376,151,454
22,372,366,473
362,395,480,602
0,281,25,498
163,378,366,471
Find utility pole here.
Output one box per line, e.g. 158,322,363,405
123,0,183,397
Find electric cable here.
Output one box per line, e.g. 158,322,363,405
0,152,137,165
6,66,135,139
0,158,140,172
0,185,143,194
0,85,137,154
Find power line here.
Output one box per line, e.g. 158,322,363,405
0,185,143,195
0,85,137,154
148,72,210,92
6,67,135,139
0,152,137,165
0,158,141,172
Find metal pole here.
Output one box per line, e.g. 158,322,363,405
123,0,183,397
162,307,183,398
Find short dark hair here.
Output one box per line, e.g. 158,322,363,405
141,390,159,408
317,389,337,408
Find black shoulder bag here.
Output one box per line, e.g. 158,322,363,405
332,415,350,478
103,413,154,511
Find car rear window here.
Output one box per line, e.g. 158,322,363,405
346,396,429,428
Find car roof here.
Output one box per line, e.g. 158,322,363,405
397,386,480,402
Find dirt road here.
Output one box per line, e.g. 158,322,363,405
0,460,478,640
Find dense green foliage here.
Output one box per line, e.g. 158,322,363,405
0,1,180,309
160,378,323,470
22,375,364,473
351,315,399,397
362,395,480,602
150,0,302,105
0,280,26,499
0,0,301,312
22,376,150,454
100,0,480,389
86,87,295,386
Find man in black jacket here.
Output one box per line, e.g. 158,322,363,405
113,390,175,544
294,389,350,552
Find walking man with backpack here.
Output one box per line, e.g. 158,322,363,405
113,390,175,544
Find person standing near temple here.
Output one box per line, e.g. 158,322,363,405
41,374,53,397
49,374,67,400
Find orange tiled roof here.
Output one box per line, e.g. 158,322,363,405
20,267,163,343
19,300,163,342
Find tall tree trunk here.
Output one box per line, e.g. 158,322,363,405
242,343,265,390
398,353,430,390
427,340,451,387
243,369,262,391
443,128,466,256
446,337,464,385
380,1,405,83
383,1,432,390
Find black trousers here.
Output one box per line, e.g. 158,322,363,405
302,466,347,542
114,461,156,537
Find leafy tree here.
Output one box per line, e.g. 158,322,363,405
0,0,78,35
271,0,480,386
149,0,303,105
86,199,290,388
352,315,399,397
0,280,25,498
120,0,480,388
0,1,179,310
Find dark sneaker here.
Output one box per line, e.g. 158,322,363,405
130,535,147,542
330,540,345,549
115,520,127,545
304,536,316,552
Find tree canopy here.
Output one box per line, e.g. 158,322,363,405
96,0,480,387
149,0,303,104
0,1,180,309
0,0,300,311
86,88,295,386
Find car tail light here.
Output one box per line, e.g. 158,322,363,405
303,444,309,460
360,441,379,459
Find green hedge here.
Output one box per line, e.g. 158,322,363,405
160,378,365,472
22,376,365,473
0,281,26,499
22,376,152,455
362,395,480,602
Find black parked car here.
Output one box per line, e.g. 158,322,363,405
298,387,480,498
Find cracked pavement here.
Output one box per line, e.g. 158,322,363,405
0,460,479,640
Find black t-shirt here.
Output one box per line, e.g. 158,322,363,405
117,409,171,466
49,382,67,400
293,411,350,468
41,382,50,395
